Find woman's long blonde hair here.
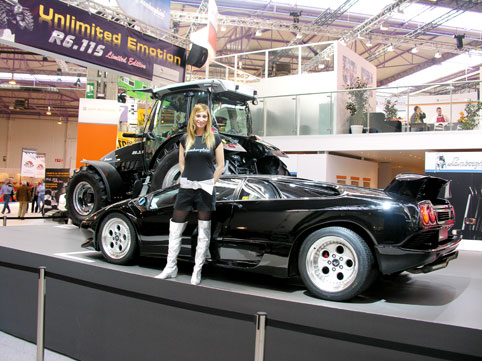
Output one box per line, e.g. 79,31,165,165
185,103,215,152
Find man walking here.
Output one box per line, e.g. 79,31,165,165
16,181,32,219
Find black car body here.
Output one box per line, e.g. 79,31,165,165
80,174,461,301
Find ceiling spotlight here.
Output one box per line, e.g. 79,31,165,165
411,47,418,53
434,51,442,58
318,63,326,69
57,119,62,125
74,76,81,87
387,44,394,52
296,33,303,39
221,25,227,32
380,23,388,31
8,74,16,85
46,106,52,115
255,29,262,37
366,39,372,47
453,34,465,50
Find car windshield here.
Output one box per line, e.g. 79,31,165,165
212,95,249,136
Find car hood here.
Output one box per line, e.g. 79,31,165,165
384,174,449,202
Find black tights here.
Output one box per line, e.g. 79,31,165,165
172,209,211,223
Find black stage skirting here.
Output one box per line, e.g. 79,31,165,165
0,225,481,361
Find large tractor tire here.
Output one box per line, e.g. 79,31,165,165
150,149,181,191
66,168,108,226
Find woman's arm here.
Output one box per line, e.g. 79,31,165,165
178,143,185,175
213,143,225,184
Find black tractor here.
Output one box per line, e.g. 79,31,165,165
66,79,289,225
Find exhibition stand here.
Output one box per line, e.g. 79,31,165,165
0,225,481,361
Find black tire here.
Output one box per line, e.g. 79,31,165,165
66,168,108,226
298,226,374,301
98,213,138,265
150,149,181,191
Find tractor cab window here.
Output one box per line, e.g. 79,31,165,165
212,95,249,136
152,93,189,137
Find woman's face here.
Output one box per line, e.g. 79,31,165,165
194,111,209,130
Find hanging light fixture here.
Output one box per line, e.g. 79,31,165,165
411,47,419,53
46,106,52,115
434,51,442,58
387,44,394,52
8,74,16,85
255,29,262,37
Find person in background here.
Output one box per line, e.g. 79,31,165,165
31,182,38,213
410,106,426,124
156,103,224,285
37,180,45,213
431,106,449,123
16,181,32,219
0,178,14,214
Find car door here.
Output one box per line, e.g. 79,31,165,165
216,178,286,267
136,186,198,257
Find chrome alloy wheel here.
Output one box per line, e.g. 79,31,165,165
100,217,132,260
305,236,358,293
73,181,94,216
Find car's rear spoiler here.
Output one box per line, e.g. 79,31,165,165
384,174,450,202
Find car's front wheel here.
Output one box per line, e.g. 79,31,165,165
98,213,138,265
298,226,374,301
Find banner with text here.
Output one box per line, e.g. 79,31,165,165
20,148,37,177
44,168,70,211
35,153,46,179
425,152,482,173
2,0,186,81
116,0,170,31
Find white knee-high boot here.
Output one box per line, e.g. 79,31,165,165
191,220,211,285
155,219,187,279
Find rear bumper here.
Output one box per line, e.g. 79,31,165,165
376,230,462,275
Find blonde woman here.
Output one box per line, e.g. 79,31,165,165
156,103,224,285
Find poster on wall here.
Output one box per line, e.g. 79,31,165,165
426,152,482,240
35,153,46,179
342,55,356,85
20,148,37,177
44,168,70,211
0,0,185,81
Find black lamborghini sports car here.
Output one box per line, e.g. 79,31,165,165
80,174,461,301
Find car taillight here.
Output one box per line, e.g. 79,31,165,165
428,206,436,223
419,202,436,226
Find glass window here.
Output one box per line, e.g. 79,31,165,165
148,187,179,210
151,93,189,138
276,181,339,198
212,95,249,136
239,179,278,200
215,178,242,201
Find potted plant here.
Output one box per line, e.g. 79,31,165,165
384,98,398,121
460,101,482,130
345,77,369,133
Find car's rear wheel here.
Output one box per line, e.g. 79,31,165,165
98,213,138,265
298,226,374,301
